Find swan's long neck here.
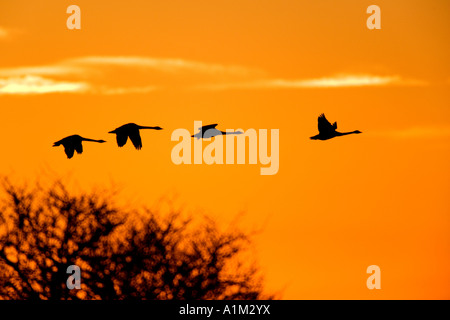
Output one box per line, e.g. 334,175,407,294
336,130,360,136
81,138,103,143
138,126,160,129
221,131,243,135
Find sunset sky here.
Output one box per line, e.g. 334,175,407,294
0,0,449,299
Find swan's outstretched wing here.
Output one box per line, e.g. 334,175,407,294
129,131,143,150
318,114,336,134
116,133,128,147
64,145,75,159
74,141,83,154
200,124,218,131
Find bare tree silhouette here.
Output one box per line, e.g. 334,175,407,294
0,179,268,300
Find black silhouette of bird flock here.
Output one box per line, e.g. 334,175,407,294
53,115,362,159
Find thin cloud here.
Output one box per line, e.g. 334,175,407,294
0,65,84,77
196,74,428,90
65,56,262,77
0,75,158,96
0,56,261,79
0,75,90,95
0,56,263,95
98,85,158,95
0,57,429,95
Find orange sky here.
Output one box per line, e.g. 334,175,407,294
0,0,449,299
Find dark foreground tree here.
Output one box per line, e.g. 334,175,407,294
0,179,268,300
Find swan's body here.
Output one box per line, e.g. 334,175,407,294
53,135,106,159
310,114,361,140
108,123,162,150
192,124,243,139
